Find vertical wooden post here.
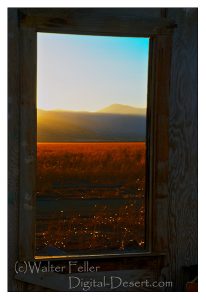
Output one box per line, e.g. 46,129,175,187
19,25,37,260
146,34,172,253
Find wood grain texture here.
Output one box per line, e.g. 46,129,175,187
18,26,37,261
145,34,172,254
149,35,172,254
8,8,27,292
18,8,175,37
19,7,162,18
166,8,198,291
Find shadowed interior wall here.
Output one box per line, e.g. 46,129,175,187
167,8,198,290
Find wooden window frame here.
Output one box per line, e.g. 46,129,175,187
11,8,174,263
16,9,173,260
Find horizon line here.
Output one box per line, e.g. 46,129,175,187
37,104,147,113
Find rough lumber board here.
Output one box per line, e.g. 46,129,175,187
166,8,198,291
18,26,37,260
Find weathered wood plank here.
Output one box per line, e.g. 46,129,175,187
166,8,198,291
146,34,172,254
8,8,20,291
153,35,172,253
19,8,175,37
18,26,37,260
15,268,166,292
8,8,27,292
19,8,162,19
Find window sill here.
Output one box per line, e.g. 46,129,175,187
34,251,166,261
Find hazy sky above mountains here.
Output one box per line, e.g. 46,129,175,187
37,33,149,112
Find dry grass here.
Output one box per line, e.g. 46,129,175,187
36,142,146,254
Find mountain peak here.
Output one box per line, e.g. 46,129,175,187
97,103,146,115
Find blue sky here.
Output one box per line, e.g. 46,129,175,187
37,33,149,112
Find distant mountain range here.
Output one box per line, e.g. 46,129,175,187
97,104,146,115
37,104,146,142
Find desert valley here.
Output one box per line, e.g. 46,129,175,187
36,104,147,256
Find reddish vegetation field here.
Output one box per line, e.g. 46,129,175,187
36,142,146,255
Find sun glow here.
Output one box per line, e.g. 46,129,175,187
37,33,149,112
